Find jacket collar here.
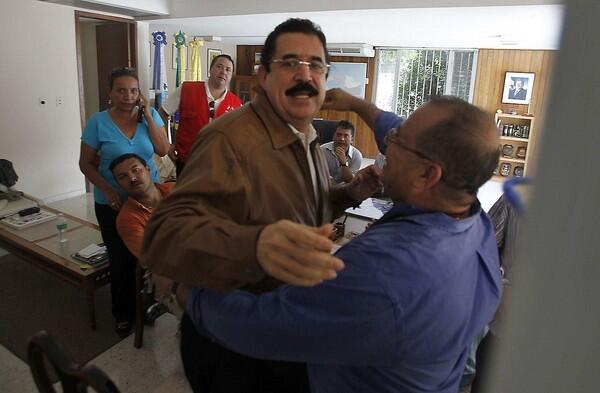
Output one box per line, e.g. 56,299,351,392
250,87,310,150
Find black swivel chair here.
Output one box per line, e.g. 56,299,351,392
312,119,339,145
27,330,120,393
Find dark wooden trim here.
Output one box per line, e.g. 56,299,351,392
128,23,137,69
75,10,135,24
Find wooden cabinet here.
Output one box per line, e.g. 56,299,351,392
494,113,535,180
232,75,259,104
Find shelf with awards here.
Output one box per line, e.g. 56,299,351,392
494,112,535,181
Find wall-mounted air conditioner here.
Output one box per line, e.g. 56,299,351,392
327,43,375,58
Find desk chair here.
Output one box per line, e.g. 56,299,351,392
312,119,339,144
134,264,146,348
27,330,120,393
134,265,166,348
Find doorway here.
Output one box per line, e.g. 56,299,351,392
74,11,136,191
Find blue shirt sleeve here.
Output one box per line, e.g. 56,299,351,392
374,111,404,155
81,114,100,150
147,107,165,128
186,245,400,366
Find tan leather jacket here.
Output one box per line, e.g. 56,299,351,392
141,89,356,291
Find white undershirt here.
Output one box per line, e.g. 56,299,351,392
288,124,319,204
162,83,228,118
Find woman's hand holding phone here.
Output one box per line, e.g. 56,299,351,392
137,93,150,123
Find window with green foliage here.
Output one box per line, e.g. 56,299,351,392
374,48,478,117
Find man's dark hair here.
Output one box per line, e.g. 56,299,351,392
336,120,355,136
260,18,329,72
414,96,500,195
109,153,147,174
209,54,235,72
109,67,138,89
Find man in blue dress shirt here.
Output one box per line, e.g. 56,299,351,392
183,90,502,393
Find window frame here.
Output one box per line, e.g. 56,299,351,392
373,47,479,116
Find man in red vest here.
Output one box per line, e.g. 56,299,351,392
160,54,242,174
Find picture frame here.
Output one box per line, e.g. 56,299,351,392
326,62,368,99
254,52,262,65
207,48,222,77
502,72,535,105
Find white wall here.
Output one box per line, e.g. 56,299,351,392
0,0,85,202
167,0,562,18
136,21,151,94
0,0,134,203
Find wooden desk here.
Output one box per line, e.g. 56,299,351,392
0,206,110,329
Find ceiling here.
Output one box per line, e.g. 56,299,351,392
39,0,565,49
144,5,564,49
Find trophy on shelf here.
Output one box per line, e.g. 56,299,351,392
513,166,524,177
500,162,512,177
524,103,534,117
513,125,522,138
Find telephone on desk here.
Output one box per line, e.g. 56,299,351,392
0,196,38,219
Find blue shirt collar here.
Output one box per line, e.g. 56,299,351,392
375,200,483,233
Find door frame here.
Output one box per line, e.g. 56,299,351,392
74,10,136,129
74,11,136,192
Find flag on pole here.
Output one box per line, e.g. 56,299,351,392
151,31,168,110
188,39,204,81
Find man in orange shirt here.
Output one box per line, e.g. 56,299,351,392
111,153,179,319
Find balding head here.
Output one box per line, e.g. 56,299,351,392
413,96,499,195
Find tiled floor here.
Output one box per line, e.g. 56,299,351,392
0,193,191,393
0,313,190,393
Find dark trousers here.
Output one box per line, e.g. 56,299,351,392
180,313,310,393
175,160,185,178
95,203,136,323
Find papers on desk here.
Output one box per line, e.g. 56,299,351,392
77,243,106,258
71,243,108,266
345,198,393,220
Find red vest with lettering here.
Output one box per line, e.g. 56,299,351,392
176,81,242,162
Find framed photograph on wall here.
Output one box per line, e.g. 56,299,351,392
207,48,222,77
502,72,535,105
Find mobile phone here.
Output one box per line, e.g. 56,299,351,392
137,99,145,123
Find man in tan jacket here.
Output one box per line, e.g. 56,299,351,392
141,18,379,393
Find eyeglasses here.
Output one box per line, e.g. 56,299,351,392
209,101,215,118
270,59,330,75
384,128,445,179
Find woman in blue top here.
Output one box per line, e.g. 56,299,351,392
79,67,169,337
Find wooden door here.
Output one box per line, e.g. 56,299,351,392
96,23,136,111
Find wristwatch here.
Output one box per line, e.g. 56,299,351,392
340,161,349,167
